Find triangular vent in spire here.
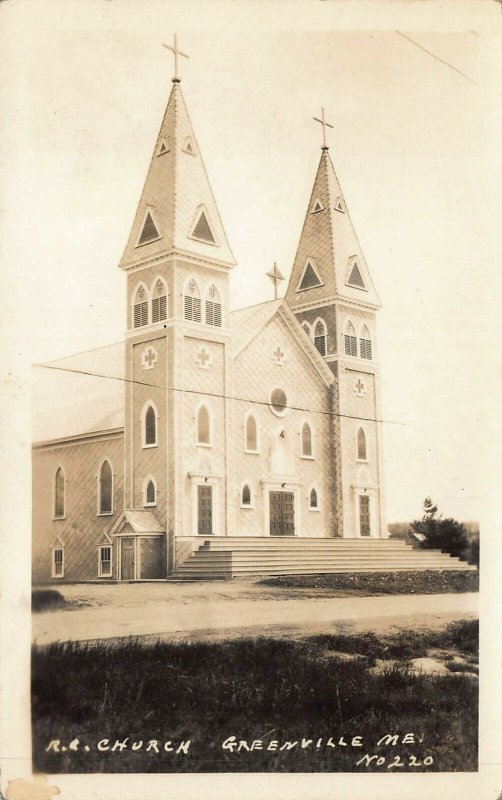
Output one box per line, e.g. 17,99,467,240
311,198,324,214
335,196,345,213
183,136,196,156
191,209,215,244
347,261,365,289
137,211,161,246
157,139,169,156
297,259,323,291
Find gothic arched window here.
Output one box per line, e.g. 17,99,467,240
152,278,167,323
359,325,372,360
241,484,251,506
357,428,367,461
344,321,358,357
54,467,65,519
184,279,201,322
301,422,313,457
245,414,258,452
98,460,113,515
314,319,327,356
133,284,148,328
309,488,318,509
144,478,157,507
143,404,157,447
197,404,211,445
205,285,222,327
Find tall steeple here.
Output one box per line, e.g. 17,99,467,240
119,66,235,272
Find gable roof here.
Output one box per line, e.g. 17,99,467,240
110,510,164,536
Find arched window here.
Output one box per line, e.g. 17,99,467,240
144,478,157,507
133,284,148,328
54,467,65,518
143,404,157,447
245,414,258,452
359,325,372,360
314,319,327,357
151,278,167,323
197,404,211,445
301,422,313,457
184,278,201,322
309,488,318,510
241,484,251,507
205,285,222,327
357,428,367,461
344,321,358,357
98,460,113,515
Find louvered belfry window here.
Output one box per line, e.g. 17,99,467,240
134,285,148,328
191,210,215,243
206,285,222,326
347,261,365,289
138,211,160,245
359,326,372,360
344,322,358,357
299,260,322,291
152,280,167,323
184,279,201,322
314,320,327,356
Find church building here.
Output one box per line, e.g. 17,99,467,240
32,41,389,583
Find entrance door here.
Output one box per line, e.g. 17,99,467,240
359,495,371,536
269,491,295,536
198,485,213,535
120,537,136,579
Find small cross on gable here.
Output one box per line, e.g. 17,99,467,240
354,378,366,397
196,347,212,369
273,346,285,366
141,346,158,371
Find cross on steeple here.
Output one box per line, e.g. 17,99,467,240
313,107,334,150
162,33,189,83
266,262,285,300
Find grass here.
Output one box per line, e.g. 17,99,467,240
258,570,479,595
32,621,478,774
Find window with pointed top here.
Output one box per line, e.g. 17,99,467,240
197,405,211,446
205,285,222,327
314,319,327,356
184,279,201,322
241,484,252,507
357,428,367,461
344,322,358,357
144,478,157,507
301,423,313,458
309,488,319,510
152,279,167,323
245,414,258,453
98,460,113,515
133,285,148,328
359,326,373,360
54,467,65,519
143,404,157,448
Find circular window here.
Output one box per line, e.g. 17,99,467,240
270,388,288,416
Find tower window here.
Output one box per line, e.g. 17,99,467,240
191,209,215,244
309,488,318,510
152,279,167,323
133,285,148,328
301,423,313,458
184,279,201,322
54,467,65,519
98,459,113,515
144,478,157,507
357,428,367,461
241,484,252,507
143,404,157,447
138,211,161,246
314,319,327,356
197,405,211,445
359,326,372,360
344,322,358,357
245,414,258,452
205,285,222,326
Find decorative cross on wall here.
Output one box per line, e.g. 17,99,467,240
273,346,285,366
196,347,212,369
354,378,366,397
142,346,158,371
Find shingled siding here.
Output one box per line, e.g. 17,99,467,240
32,432,124,584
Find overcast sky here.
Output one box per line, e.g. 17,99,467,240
1,0,500,524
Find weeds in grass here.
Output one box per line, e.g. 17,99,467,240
259,570,479,595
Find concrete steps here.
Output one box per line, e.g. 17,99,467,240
172,536,476,579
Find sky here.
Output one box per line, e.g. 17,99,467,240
1,0,500,525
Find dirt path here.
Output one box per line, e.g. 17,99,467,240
32,589,478,646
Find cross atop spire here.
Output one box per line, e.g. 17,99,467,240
313,107,334,150
162,33,189,83
266,262,285,300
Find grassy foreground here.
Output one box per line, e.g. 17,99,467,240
259,570,479,594
32,621,478,774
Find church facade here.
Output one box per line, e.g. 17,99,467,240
32,58,386,584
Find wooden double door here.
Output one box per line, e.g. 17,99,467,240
269,491,295,536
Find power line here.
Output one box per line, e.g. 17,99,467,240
396,31,477,86
34,362,414,428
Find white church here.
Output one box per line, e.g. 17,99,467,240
33,39,462,583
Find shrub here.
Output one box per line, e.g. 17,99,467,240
32,589,67,613
411,499,471,561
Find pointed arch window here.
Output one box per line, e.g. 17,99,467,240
142,403,157,447
152,279,167,323
245,413,258,453
301,423,313,458
241,484,252,507
98,460,113,515
359,326,372,360
197,404,211,446
344,322,358,357
184,279,201,322
54,467,65,519
309,488,319,510
205,285,222,327
357,428,367,461
143,477,157,507
133,285,148,328
314,319,327,357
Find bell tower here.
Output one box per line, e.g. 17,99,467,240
284,109,386,539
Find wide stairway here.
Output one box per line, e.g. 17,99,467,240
172,537,476,580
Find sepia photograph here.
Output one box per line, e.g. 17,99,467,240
1,1,500,799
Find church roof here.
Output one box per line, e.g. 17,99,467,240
119,81,235,271
230,299,283,354
285,149,381,309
